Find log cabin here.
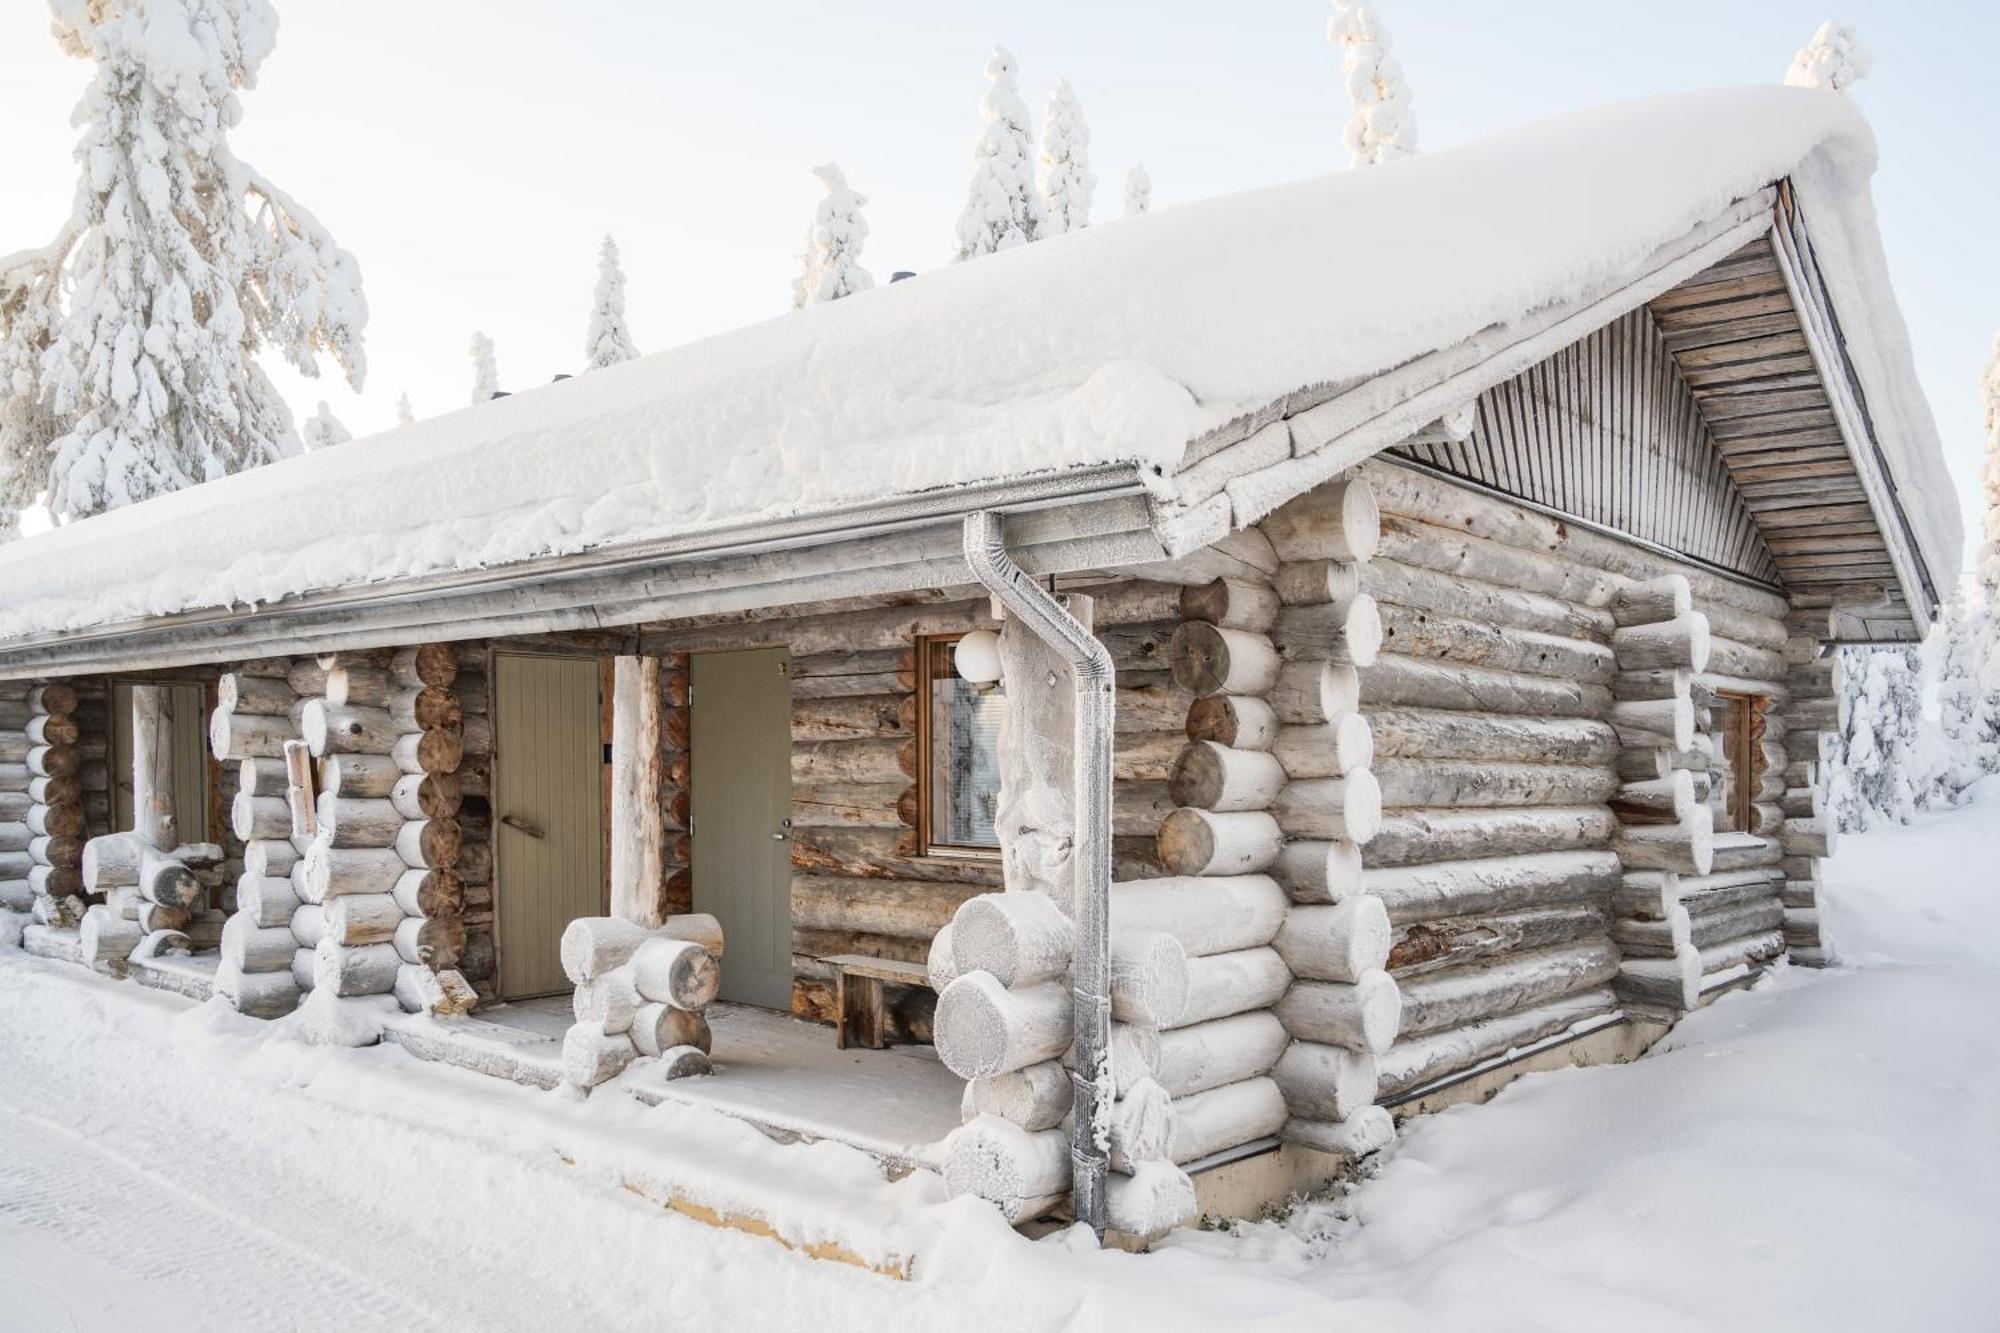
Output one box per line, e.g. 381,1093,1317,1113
0,87,1961,1242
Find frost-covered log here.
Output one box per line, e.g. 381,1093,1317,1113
1182,694,1279,751
215,961,301,1019
632,1003,711,1057
1155,807,1283,876
1170,622,1282,698
1180,577,1281,632
1165,1076,1288,1165
1373,759,1616,810
949,891,1073,987
322,893,402,948
314,795,403,849
1274,897,1391,982
1614,809,1714,876
560,916,654,984
81,830,142,891
630,936,721,1011
963,1059,1072,1131
943,1115,1069,1224
1275,971,1402,1052
393,964,477,1018
1374,986,1617,1096
1362,850,1620,924
1611,614,1712,673
209,707,294,762
1168,741,1286,813
1262,479,1380,564
934,973,1072,1080
301,844,406,902
220,913,296,974
1271,771,1383,843
301,701,400,757
1613,946,1702,1012
1272,597,1383,668
1109,930,1190,1028
926,923,958,994
78,903,142,968
1609,697,1695,750
1272,838,1365,904
231,792,292,842
313,938,400,997
1110,875,1288,955
1153,1011,1290,1098
562,1022,638,1088
1107,1161,1198,1238
1272,1040,1377,1122
1394,939,1619,1037
1365,709,1616,767
1269,659,1360,725
1359,653,1611,719
1173,946,1291,1027
1283,1105,1395,1159
1271,716,1374,779
574,968,640,1034
1366,806,1616,869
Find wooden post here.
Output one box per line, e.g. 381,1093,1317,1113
609,656,668,926
130,684,176,850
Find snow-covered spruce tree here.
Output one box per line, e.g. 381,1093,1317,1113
583,235,638,370
300,401,350,452
470,332,498,404
1124,163,1151,217
1929,589,1987,803
1038,79,1094,235
395,392,415,427
791,164,875,309
1329,0,1418,168
954,46,1046,260
1975,335,2000,776
14,0,366,523
1784,21,1873,91
1824,646,1925,830
0,243,68,537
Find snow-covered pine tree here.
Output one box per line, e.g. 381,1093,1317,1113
1824,646,1925,830
1038,79,1094,235
395,392,415,427
1329,0,1418,168
1974,335,2000,775
1124,164,1151,218
300,401,350,452
10,0,367,523
470,332,498,404
583,235,639,370
791,164,875,309
1929,589,1987,803
954,46,1047,260
1784,21,1873,91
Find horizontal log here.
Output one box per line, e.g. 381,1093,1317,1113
1376,602,1613,684
1270,716,1374,779
791,737,913,787
1388,904,1607,978
1687,897,1784,949
1394,939,1620,1038
1375,986,1618,1097
1153,1011,1290,1098
1272,1041,1378,1123
1170,622,1280,698
1268,660,1360,725
1271,838,1365,904
1609,696,1694,750
791,875,982,940
1173,945,1291,1027
1165,1076,1290,1166
1365,805,1617,869
935,973,1071,1080
789,694,912,744
1271,770,1383,843
210,708,294,762
1274,971,1402,1053
1275,558,1361,608
1169,742,1286,812
1109,875,1287,956
1360,556,1611,640
787,825,1003,885
1262,477,1379,564
1155,807,1282,877
1373,759,1617,810
1363,849,1623,925
1180,577,1280,632
1611,614,1712,673
1365,708,1618,767
1614,809,1715,876
1359,653,1612,718
1272,596,1383,668
1275,896,1391,983
1613,575,1691,628
1184,694,1278,751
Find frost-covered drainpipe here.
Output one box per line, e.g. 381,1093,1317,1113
962,510,1113,1239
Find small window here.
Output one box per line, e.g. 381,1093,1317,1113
918,635,1005,856
1710,691,1762,833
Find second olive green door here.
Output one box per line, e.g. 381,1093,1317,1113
494,652,605,1000
691,647,795,1010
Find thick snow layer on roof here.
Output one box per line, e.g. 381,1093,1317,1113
0,85,1960,641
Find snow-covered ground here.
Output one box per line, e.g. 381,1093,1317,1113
3,793,1997,1331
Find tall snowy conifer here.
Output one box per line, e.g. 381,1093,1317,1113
1930,589,1988,801
1038,79,1095,234
1330,1,1418,168
395,392,415,427
1824,647,1925,830
584,236,639,370
954,47,1046,260
791,164,875,309
470,332,498,404
1975,335,2000,773
300,401,350,451
6,0,367,524
1124,164,1151,217
1784,21,1873,91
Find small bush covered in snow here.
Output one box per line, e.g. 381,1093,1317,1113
954,46,1047,260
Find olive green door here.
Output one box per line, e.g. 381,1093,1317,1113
692,647,795,1009
494,652,605,999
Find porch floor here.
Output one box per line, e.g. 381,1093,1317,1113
464,997,964,1171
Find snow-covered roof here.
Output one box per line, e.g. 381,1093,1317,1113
0,85,1960,646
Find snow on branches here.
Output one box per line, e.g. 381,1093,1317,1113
1329,0,1418,168
1825,646,1926,831
584,235,639,370
1124,163,1151,218
395,392,415,427
1975,336,2000,774
1039,79,1095,235
791,164,875,309
1784,21,1873,92
955,46,1047,260
9,0,369,523
470,332,498,404
301,401,351,452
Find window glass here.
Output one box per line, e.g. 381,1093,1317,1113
921,637,1005,853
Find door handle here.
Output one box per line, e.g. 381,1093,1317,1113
501,814,545,839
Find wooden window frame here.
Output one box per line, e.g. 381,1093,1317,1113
915,633,1004,861
1716,689,1761,834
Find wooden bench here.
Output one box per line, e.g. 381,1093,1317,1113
821,954,931,1050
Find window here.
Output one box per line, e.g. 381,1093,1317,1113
918,635,1005,855
1709,691,1762,834
109,681,211,841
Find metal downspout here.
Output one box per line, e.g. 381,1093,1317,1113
962,510,1114,1239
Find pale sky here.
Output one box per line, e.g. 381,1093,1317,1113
2,2,1993,569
